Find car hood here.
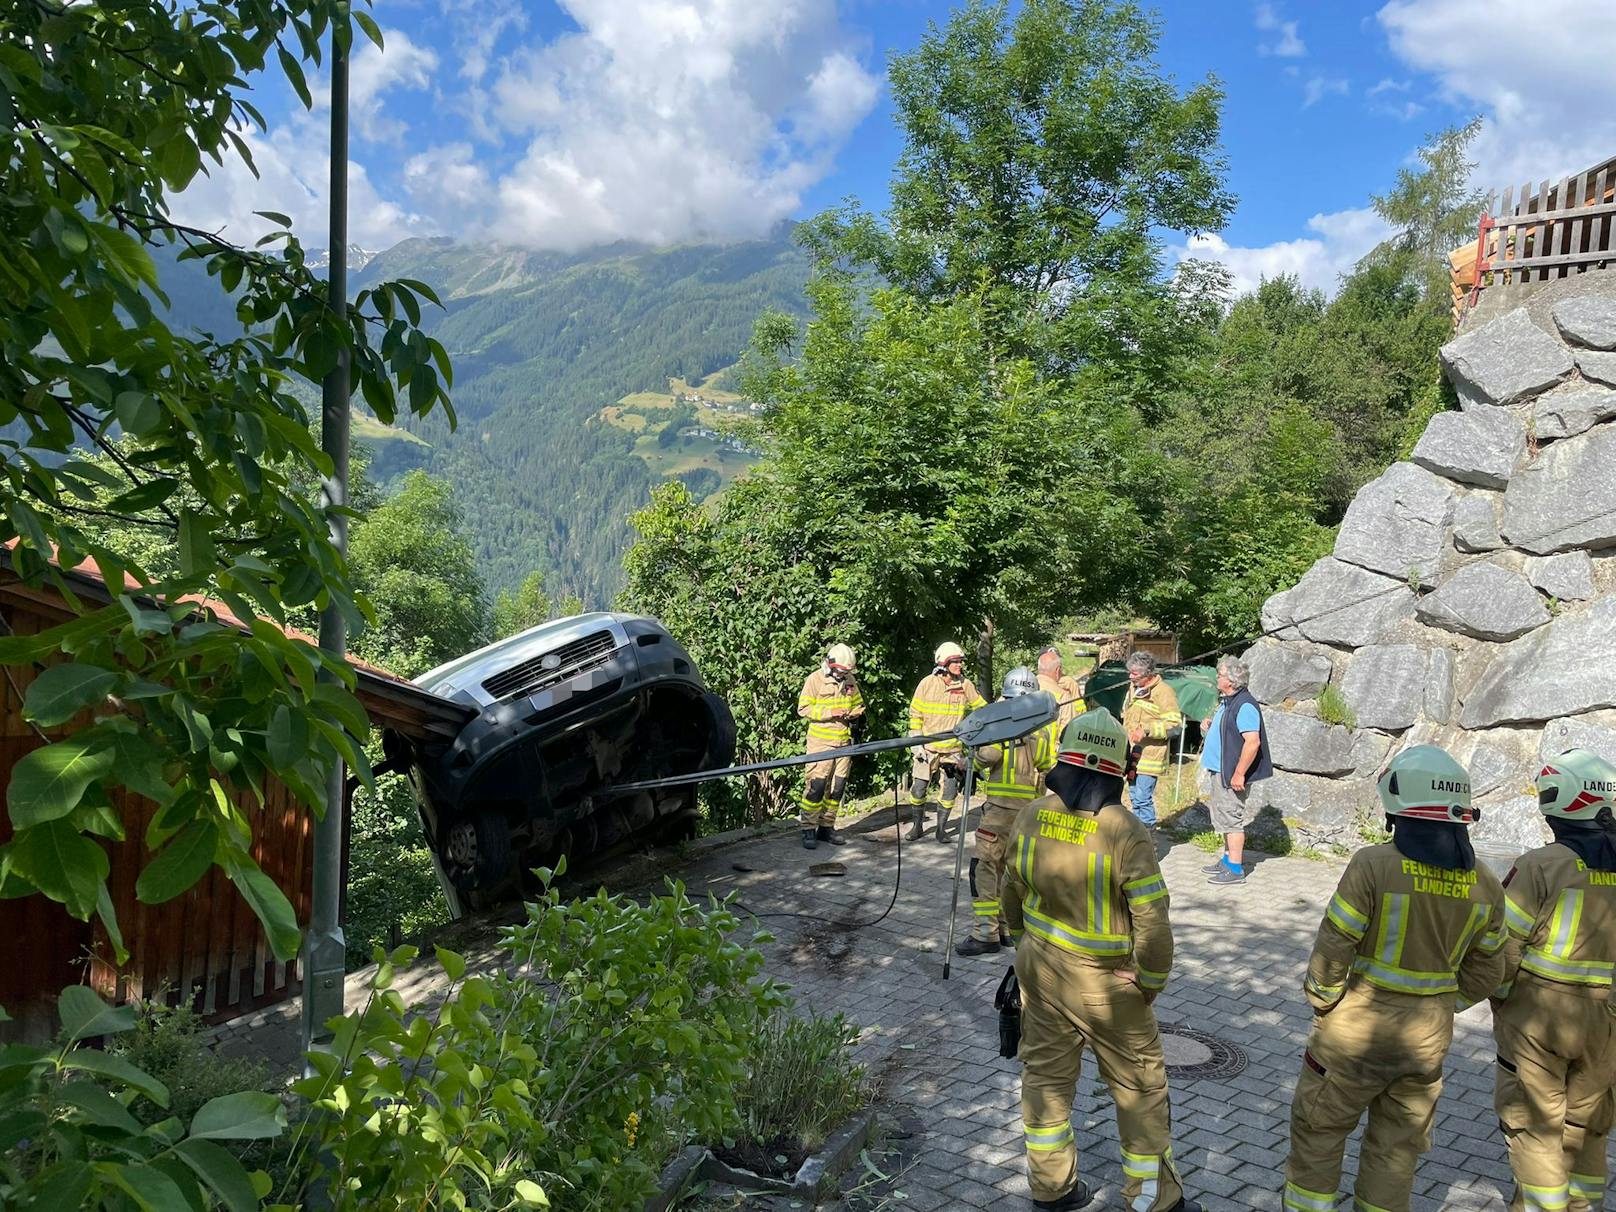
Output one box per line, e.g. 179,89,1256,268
415,612,638,702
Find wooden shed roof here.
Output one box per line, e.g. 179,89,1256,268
0,546,471,743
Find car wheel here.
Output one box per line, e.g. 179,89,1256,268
443,808,514,893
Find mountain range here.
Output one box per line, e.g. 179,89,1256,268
138,231,812,605
348,232,812,603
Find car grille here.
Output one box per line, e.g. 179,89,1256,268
481,629,620,701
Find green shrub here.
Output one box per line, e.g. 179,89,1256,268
0,989,282,1210
734,1009,867,1153
276,864,785,1211
107,997,270,1126
1317,685,1357,728
344,772,451,966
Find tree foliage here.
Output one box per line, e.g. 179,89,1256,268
1365,117,1487,301
0,0,453,953
803,0,1232,380
625,278,1157,817
491,571,555,641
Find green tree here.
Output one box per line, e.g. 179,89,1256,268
0,0,453,954
1365,117,1487,301
492,569,554,639
625,281,1154,819
804,0,1233,383
346,471,488,678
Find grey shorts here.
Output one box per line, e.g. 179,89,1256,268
1208,776,1254,833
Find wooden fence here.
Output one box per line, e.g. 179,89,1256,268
1450,153,1616,324
0,561,468,1041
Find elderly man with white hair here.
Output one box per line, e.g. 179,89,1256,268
1036,646,1084,731
1199,655,1271,886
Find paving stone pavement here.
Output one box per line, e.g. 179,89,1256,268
216,806,1614,1210
643,808,1598,1212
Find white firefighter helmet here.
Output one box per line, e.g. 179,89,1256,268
1535,749,1616,820
1057,709,1128,777
1001,666,1039,699
825,643,856,673
934,641,965,666
1376,745,1476,824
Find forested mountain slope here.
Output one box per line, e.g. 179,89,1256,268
352,232,812,601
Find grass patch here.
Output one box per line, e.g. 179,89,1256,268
351,410,429,447
1185,830,1223,854
1317,685,1357,728
107,998,270,1126
733,1009,867,1155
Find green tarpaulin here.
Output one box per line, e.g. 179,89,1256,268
1083,661,1218,731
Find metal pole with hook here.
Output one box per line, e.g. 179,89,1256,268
941,749,976,980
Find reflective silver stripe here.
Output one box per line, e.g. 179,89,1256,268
1136,963,1169,991
1283,1182,1337,1212
1569,1175,1602,1201
1503,896,1535,937
1520,950,1614,985
1376,892,1408,966
1125,875,1168,905
1088,852,1103,934
1326,893,1369,940
1305,976,1344,1002
1519,1181,1569,1210
1024,1121,1074,1152
1023,905,1132,955
1449,903,1488,967
1550,891,1582,956
1121,1151,1159,1179
973,899,999,918
1351,956,1458,995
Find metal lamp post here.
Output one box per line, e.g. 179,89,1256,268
300,30,351,1060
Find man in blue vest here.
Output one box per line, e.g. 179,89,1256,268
1199,655,1271,886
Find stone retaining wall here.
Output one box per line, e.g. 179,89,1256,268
1247,274,1616,854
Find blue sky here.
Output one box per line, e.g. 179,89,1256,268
177,0,1616,297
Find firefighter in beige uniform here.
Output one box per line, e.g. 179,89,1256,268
956,666,1059,958
797,644,864,850
1283,745,1506,1212
907,641,986,841
1491,748,1616,1212
1002,709,1200,1212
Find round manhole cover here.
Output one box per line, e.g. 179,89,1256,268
1159,1025,1247,1081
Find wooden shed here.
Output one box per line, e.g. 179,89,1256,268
0,552,468,1041
1067,628,1181,667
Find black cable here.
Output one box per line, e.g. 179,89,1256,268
721,781,907,931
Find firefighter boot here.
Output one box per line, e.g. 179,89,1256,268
955,935,1001,957
1031,1180,1094,1211
815,825,847,847
935,802,951,843
907,804,927,841
802,829,818,850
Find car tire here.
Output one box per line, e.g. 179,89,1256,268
444,808,514,894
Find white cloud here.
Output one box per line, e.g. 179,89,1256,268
1377,0,1616,189
1170,207,1395,297
392,0,883,250
798,50,882,145
170,124,434,252
308,29,438,145
1368,78,1409,98
1254,3,1307,57
1303,75,1349,107
350,31,438,144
